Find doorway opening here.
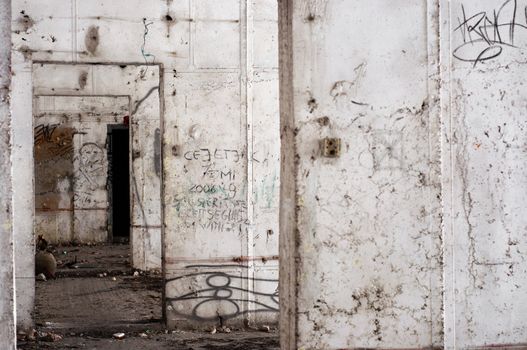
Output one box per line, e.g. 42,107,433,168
107,124,131,244
30,89,163,344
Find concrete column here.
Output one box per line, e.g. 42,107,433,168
0,0,16,348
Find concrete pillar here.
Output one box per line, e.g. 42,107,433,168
0,0,16,348
11,50,34,331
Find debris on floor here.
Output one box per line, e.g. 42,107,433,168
17,329,279,350
112,332,125,340
39,331,63,342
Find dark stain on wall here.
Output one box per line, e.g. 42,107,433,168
307,97,318,113
85,26,100,55
317,116,330,126
18,45,33,60
154,128,161,177
34,124,74,211
78,71,88,90
18,11,35,33
163,13,175,38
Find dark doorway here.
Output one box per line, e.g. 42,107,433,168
107,125,130,243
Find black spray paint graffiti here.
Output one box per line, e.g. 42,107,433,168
454,0,527,66
189,183,237,199
34,124,74,157
77,143,105,191
166,265,279,322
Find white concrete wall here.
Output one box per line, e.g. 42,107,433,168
11,0,280,329
280,0,442,348
0,0,16,347
442,0,527,348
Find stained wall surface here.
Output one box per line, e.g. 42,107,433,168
282,0,443,348
11,0,280,329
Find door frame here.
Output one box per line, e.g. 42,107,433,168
11,62,165,329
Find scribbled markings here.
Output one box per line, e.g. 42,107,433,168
76,143,105,192
454,0,527,66
34,124,74,157
166,265,278,322
184,148,242,163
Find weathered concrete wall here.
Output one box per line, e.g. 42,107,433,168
11,0,279,329
281,0,527,348
163,0,280,328
280,0,443,348
0,0,16,347
442,0,527,348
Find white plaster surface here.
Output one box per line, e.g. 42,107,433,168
11,52,34,331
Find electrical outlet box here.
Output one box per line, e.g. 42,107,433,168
321,138,341,158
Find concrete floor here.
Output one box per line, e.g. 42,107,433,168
34,275,162,327
18,330,280,350
18,243,279,350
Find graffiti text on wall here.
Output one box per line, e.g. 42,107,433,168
454,0,527,66
175,147,248,233
166,265,278,322
34,124,74,157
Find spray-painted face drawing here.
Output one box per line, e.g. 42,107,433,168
79,143,103,171
78,143,104,191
